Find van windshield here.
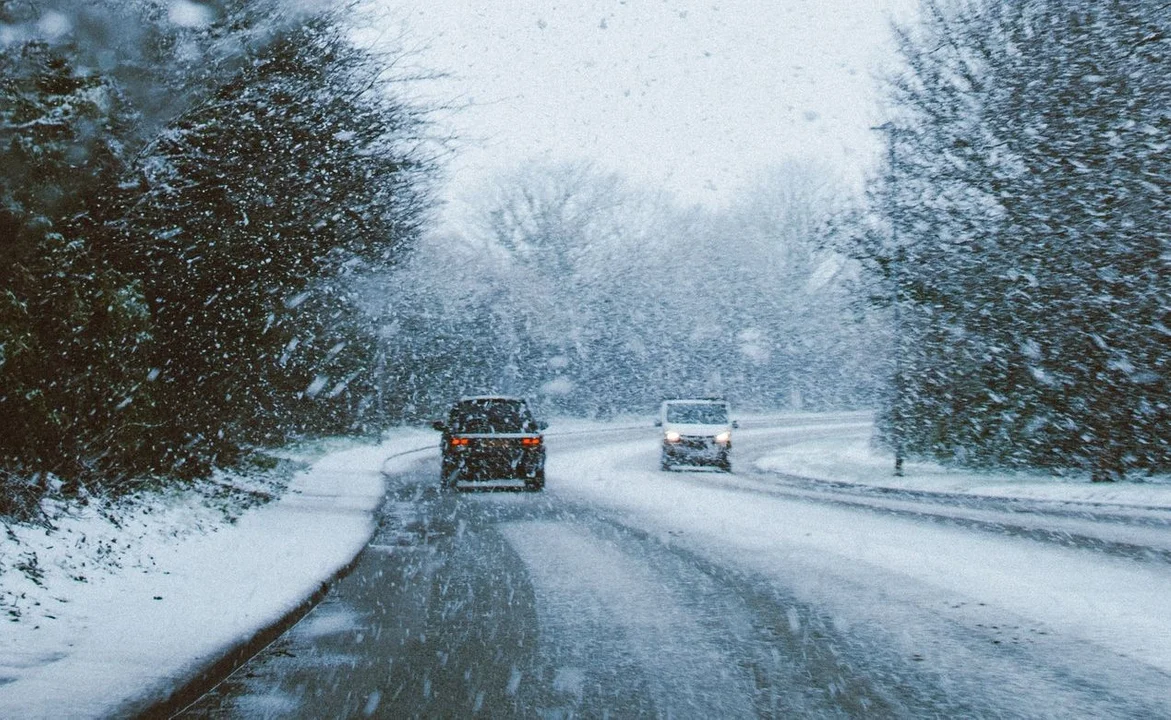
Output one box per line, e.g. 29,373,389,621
665,403,728,424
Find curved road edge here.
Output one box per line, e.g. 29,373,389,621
130,554,364,720
134,416,861,719
128,438,421,720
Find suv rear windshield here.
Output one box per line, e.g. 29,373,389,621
665,403,728,424
448,399,536,434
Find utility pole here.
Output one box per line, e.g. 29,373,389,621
892,275,905,477
375,319,398,441
375,341,387,440
876,124,906,477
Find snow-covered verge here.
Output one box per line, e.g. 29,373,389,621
6,414,1168,718
0,429,436,720
754,432,1171,509
546,421,1171,710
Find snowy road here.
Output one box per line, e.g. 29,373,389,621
175,417,1171,718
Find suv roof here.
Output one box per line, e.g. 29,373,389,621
446,396,537,435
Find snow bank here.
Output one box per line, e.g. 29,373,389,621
0,429,434,720
755,433,1171,509
548,419,1171,686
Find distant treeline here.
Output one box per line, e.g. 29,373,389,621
371,159,886,425
1,0,433,513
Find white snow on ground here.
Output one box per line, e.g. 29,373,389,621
755,430,1171,509
545,424,1171,690
0,430,434,720
3,415,1170,717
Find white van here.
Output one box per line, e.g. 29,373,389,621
655,398,736,471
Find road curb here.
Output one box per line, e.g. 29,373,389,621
380,444,436,476
128,485,397,719
128,554,365,719
128,426,666,716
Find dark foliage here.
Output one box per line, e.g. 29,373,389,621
0,2,434,501
0,39,155,485
856,0,1170,477
112,17,431,475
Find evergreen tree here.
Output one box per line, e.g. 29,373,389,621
1,1,435,504
0,37,155,494
858,0,1170,476
114,15,432,473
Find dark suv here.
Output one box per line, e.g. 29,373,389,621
432,396,547,490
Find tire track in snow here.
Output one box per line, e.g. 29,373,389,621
500,521,757,718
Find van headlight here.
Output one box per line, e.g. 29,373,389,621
715,431,731,444
664,431,681,443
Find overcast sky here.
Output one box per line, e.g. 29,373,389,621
375,0,918,217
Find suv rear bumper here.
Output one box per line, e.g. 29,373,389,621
442,446,545,481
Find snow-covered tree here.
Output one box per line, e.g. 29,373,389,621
415,161,667,417
0,0,436,497
859,0,1170,477
0,21,157,495
113,13,433,473
715,163,882,410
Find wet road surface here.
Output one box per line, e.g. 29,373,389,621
174,420,1171,719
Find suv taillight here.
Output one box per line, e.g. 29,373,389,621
521,437,542,446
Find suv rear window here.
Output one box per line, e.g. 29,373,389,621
448,399,535,433
665,403,728,424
